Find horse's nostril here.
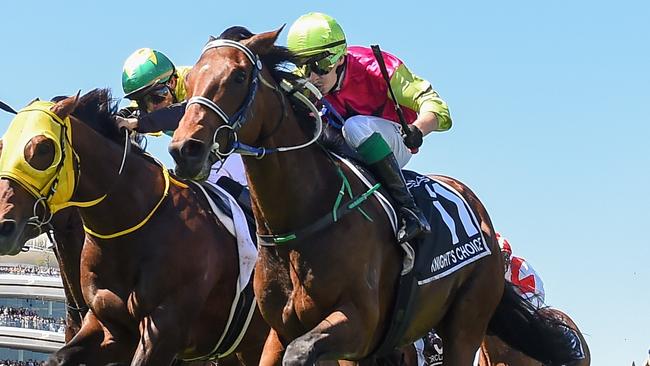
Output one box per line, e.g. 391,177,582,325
0,220,16,237
181,140,206,160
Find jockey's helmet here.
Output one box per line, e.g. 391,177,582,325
287,12,347,75
122,48,175,99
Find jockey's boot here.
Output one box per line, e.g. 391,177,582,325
368,153,431,243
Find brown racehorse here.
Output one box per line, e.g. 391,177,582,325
0,90,268,365
479,308,591,366
169,27,583,366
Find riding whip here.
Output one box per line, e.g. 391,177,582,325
370,45,413,140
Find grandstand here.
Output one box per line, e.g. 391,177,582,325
0,234,65,362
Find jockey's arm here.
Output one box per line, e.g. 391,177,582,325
412,111,439,136
388,63,452,137
135,101,186,133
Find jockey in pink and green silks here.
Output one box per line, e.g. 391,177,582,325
287,12,452,244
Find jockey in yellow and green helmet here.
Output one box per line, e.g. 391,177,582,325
115,45,248,188
288,12,454,244
117,48,191,134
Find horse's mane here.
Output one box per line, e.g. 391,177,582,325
73,88,120,140
72,88,145,154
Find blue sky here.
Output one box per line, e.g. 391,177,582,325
1,1,648,364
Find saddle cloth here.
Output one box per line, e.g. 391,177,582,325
183,178,258,360
190,179,257,292
403,171,491,285
331,154,491,284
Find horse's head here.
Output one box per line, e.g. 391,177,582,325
169,26,289,179
0,96,79,254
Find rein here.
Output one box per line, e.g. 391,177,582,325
83,156,181,239
27,126,131,237
0,102,167,241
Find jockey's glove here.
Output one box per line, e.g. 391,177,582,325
113,115,139,131
403,124,424,150
116,106,139,118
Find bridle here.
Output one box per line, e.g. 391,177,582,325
185,39,323,159
0,103,130,239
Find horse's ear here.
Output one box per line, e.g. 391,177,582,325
51,91,80,119
27,98,40,106
208,35,217,42
245,25,285,55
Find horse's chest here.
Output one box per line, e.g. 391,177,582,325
256,252,328,333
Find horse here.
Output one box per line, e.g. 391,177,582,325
0,90,269,365
478,308,591,366
168,26,583,366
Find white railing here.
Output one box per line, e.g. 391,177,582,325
0,275,63,301
0,326,64,353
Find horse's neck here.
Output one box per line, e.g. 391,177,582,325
243,112,341,235
70,119,164,237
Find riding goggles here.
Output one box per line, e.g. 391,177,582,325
300,52,341,76
142,84,171,105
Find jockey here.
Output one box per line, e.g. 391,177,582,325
497,232,546,308
115,48,247,187
287,12,452,244
119,47,189,122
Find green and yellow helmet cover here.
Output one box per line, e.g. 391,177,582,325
287,12,347,66
0,101,77,213
122,48,175,98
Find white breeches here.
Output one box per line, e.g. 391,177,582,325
341,115,412,168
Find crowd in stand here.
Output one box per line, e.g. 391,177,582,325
0,265,59,277
0,361,46,366
0,307,65,333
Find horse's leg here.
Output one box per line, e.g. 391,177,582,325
436,268,502,366
260,328,286,366
48,311,134,366
130,304,189,366
282,306,373,366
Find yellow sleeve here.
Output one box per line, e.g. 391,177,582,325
174,66,192,102
389,64,452,131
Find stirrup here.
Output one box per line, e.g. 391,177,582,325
397,208,430,243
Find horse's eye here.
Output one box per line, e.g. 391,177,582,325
234,70,247,84
24,136,55,171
